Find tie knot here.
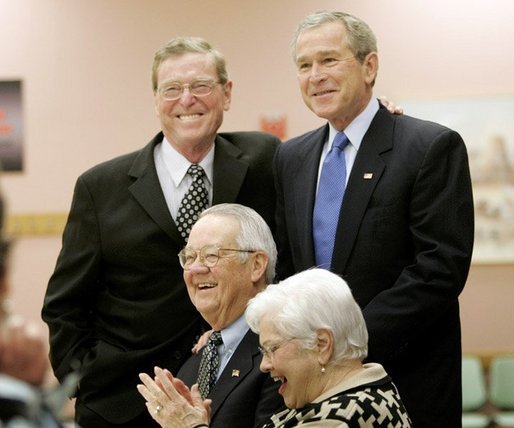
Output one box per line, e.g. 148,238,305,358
187,164,205,178
209,331,223,346
332,132,350,151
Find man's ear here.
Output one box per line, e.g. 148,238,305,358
222,80,233,111
250,251,269,285
363,51,379,86
153,92,160,117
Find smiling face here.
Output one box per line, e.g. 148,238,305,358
183,214,264,330
258,316,323,409
295,21,377,131
154,52,232,159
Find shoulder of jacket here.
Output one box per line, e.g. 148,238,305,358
218,131,280,144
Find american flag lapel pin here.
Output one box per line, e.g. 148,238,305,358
363,173,373,180
232,369,240,377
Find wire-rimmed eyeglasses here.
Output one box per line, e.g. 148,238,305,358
178,245,255,270
258,338,294,359
158,80,221,101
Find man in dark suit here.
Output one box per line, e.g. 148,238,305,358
274,11,474,427
41,37,279,427
137,203,282,428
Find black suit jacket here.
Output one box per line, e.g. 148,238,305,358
42,131,279,424
178,330,282,428
274,105,474,427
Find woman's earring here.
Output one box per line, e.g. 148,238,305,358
320,365,326,373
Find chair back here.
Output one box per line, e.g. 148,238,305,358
489,355,514,409
462,355,487,410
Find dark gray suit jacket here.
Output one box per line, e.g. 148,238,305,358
178,330,283,428
273,105,474,427
42,131,280,424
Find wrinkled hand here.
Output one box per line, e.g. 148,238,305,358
378,95,403,115
192,329,213,354
0,315,48,386
138,366,211,428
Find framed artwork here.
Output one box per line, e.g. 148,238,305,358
0,80,23,172
401,97,514,264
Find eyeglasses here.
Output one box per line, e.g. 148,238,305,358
258,338,294,359
158,80,221,100
178,245,255,269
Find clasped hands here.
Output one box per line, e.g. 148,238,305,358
138,367,211,428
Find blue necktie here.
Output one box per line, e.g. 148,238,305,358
313,132,350,269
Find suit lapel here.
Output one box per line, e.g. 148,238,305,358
331,107,394,272
177,351,202,386
209,330,260,419
127,132,249,243
211,135,248,204
292,126,329,268
128,133,183,242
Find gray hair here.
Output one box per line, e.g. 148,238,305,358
198,204,276,283
152,36,229,92
291,10,377,64
246,268,368,363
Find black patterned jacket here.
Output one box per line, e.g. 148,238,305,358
261,363,412,427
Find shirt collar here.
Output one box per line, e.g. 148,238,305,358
160,136,215,187
328,97,380,150
220,315,249,352
312,362,388,403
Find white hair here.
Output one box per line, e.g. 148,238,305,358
246,268,368,362
198,203,277,283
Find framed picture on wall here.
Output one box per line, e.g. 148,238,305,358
0,80,23,172
400,97,514,264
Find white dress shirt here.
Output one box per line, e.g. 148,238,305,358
216,315,250,380
316,97,380,192
154,137,214,219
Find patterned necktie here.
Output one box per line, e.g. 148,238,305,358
176,164,209,241
197,331,223,399
313,132,350,269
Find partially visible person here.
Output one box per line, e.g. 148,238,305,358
274,10,474,426
0,313,47,386
0,193,47,388
138,203,282,427
0,190,66,427
42,36,280,427
136,268,412,427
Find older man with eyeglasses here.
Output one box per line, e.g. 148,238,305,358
42,37,280,428
138,203,283,428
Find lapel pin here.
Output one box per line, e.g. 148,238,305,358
363,173,373,180
232,369,240,377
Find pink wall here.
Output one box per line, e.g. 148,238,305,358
1,0,514,354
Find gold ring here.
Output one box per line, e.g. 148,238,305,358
155,405,162,414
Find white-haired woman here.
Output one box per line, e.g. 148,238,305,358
245,268,411,427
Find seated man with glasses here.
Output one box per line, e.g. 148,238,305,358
138,203,283,428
